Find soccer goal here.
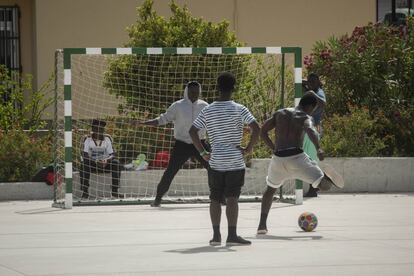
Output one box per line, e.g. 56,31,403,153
53,47,303,208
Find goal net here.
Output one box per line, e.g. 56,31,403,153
53,47,302,208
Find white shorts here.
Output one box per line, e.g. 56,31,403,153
266,152,324,189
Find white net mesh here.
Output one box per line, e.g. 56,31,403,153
54,50,296,206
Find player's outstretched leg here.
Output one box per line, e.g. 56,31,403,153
151,146,190,207
313,164,345,191
258,186,277,234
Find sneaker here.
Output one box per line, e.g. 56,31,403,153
226,236,252,246
209,236,221,246
257,226,268,235
318,176,334,191
81,192,89,199
304,187,319,197
151,198,161,207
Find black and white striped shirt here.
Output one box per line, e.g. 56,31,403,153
193,101,256,171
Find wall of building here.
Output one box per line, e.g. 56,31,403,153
30,0,376,117
34,0,376,87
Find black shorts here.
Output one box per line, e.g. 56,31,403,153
208,169,245,201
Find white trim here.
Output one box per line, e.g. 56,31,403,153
147,48,162,54
177,47,192,54
64,131,72,148
294,98,300,107
65,162,72,178
295,189,303,205
236,47,252,54
86,48,101,54
295,67,303,83
65,193,73,209
64,69,71,85
266,47,282,54
116,48,132,54
64,100,72,116
206,47,222,54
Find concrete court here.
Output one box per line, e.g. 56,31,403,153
0,194,414,276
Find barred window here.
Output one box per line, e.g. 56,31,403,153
0,6,21,73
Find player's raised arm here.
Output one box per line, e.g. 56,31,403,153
260,114,276,151
135,102,177,127
136,118,159,126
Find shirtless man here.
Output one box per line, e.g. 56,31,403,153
257,92,335,234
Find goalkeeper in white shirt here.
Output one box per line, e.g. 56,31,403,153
136,81,210,207
80,119,122,199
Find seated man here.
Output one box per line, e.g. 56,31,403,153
80,119,122,199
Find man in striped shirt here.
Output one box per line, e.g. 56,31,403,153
189,72,260,246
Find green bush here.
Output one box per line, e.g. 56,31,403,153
0,130,51,182
305,17,414,156
321,106,386,157
0,65,53,181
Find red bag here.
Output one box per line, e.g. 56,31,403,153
150,151,170,169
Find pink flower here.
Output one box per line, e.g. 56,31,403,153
304,55,313,66
394,110,401,119
357,46,365,53
399,25,406,39
352,26,364,38
319,49,331,59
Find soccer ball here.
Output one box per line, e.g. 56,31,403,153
298,212,318,232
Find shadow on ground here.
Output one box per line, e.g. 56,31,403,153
165,245,236,254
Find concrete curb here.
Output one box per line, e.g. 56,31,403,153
1,158,413,201
0,182,53,201
249,157,414,193
323,157,414,193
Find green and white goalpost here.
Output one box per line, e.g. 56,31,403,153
53,47,303,209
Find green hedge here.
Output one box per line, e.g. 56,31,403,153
0,65,53,181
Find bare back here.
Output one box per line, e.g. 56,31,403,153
274,108,310,151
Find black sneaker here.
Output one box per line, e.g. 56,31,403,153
226,236,252,246
304,187,319,198
151,198,161,207
81,192,89,199
209,236,221,246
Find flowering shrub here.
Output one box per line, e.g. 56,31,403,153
306,17,414,156
0,130,52,182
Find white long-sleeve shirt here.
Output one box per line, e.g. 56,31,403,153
156,88,208,144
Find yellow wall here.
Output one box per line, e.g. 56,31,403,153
33,0,376,89
236,0,376,51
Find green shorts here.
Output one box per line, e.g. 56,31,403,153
303,131,320,161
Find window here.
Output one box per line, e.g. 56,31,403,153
377,0,413,24
0,6,21,73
